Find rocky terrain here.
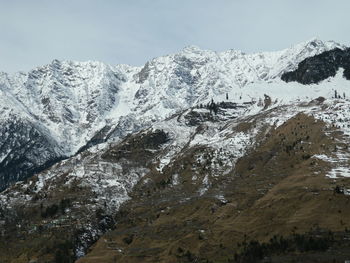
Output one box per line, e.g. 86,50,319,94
1,39,350,262
282,47,350,84
0,38,344,190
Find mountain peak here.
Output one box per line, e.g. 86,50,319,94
305,37,325,46
180,45,208,55
294,37,346,51
182,45,201,51
51,58,62,64
49,59,67,69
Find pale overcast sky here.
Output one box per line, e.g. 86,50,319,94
0,0,349,72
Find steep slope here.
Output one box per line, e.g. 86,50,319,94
282,47,350,84
2,84,350,262
0,61,132,190
78,101,350,263
0,39,345,190
0,60,129,154
0,88,64,190
0,102,255,262
130,38,345,114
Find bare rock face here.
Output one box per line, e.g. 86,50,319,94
0,116,63,191
282,47,350,84
135,61,150,84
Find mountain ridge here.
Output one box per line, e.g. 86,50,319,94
2,39,350,262
0,39,347,190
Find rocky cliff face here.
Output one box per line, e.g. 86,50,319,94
282,47,350,84
0,61,129,190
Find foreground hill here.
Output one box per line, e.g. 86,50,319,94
2,90,350,262
77,98,350,263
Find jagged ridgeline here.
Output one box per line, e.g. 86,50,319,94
1,40,350,263
0,39,345,190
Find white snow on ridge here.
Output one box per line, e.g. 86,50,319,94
309,97,350,179
143,65,350,185
0,38,350,192
0,38,346,158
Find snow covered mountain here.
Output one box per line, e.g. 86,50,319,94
2,38,350,262
0,38,346,190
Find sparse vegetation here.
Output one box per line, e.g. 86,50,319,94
234,232,334,262
3,102,350,263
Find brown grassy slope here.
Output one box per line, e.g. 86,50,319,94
77,113,350,263
0,129,172,263
0,178,95,263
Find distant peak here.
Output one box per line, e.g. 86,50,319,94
296,38,345,50
306,37,323,44
50,59,62,65
293,38,325,49
45,59,107,71
47,59,64,70
181,45,203,53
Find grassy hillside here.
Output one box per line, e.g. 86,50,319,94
77,113,350,263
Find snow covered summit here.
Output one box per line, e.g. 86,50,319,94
0,38,347,190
